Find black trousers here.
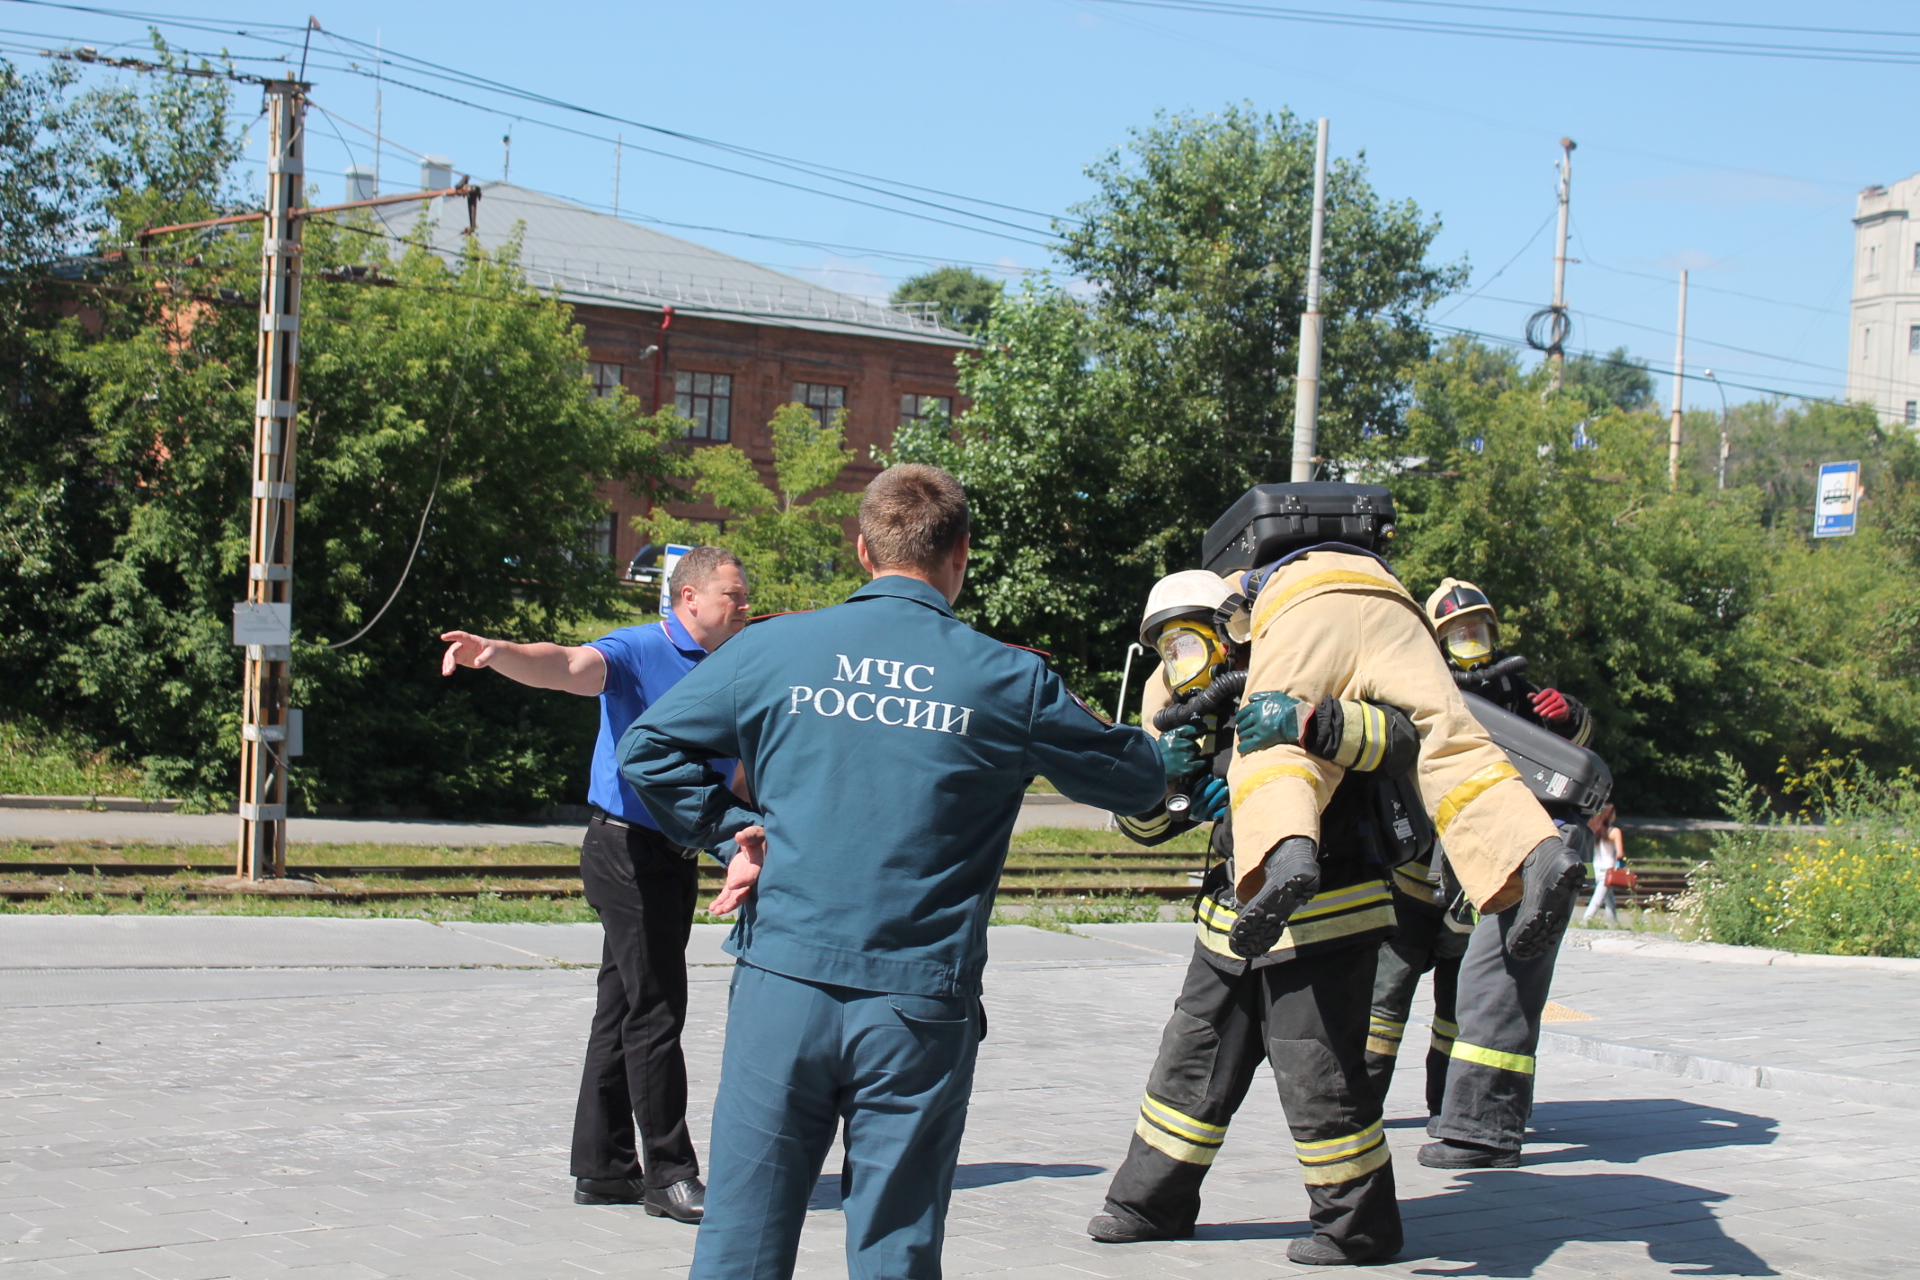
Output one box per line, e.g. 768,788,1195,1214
1364,900,1470,1114
1101,943,1401,1257
1427,904,1560,1152
570,816,701,1187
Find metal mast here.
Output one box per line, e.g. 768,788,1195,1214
237,79,307,880
1290,117,1329,483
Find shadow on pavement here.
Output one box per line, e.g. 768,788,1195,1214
1403,1170,1776,1277
809,1161,1104,1210
1523,1098,1778,1165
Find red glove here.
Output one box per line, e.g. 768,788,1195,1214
1530,688,1571,723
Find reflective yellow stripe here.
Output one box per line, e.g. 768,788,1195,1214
1393,863,1435,898
1301,1140,1392,1185
1195,882,1394,959
1451,1039,1535,1075
1230,763,1321,813
1140,1094,1226,1142
1355,701,1388,773
1120,809,1171,839
1369,1018,1406,1039
1296,1120,1383,1160
1252,569,1413,637
1366,1036,1401,1057
1431,1018,1459,1036
1135,1114,1222,1165
1435,761,1522,834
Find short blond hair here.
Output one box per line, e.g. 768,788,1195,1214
859,464,969,572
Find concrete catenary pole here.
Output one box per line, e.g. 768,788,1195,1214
1547,137,1575,392
237,79,307,880
1290,117,1329,483
1669,269,1688,488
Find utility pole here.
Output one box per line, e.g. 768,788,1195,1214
1704,369,1731,489
1669,269,1688,488
1547,137,1575,392
237,79,307,881
1290,116,1329,483
502,126,512,182
613,133,623,217
372,29,382,196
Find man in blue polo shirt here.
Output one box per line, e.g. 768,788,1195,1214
619,467,1164,1279
439,545,749,1224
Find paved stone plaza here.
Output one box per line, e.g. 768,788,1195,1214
3,919,1917,1279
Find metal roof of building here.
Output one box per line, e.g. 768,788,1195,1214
376,182,972,347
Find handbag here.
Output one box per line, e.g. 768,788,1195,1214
1602,867,1637,890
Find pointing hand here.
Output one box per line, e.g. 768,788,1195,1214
439,630,501,677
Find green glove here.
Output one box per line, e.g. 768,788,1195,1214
1235,691,1310,755
1159,725,1208,783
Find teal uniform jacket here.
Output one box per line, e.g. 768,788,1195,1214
618,575,1163,998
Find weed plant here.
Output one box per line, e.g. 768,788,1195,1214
1677,753,1920,957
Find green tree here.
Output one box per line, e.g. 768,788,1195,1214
890,265,1004,335
640,403,865,613
0,47,686,813
894,105,1459,687
1392,336,1920,811
1562,346,1656,413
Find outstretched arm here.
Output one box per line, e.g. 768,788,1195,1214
439,631,607,696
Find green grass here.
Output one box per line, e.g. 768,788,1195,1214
0,719,158,799
1009,825,1211,854
990,895,1177,930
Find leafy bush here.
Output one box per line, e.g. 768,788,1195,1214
1678,755,1920,957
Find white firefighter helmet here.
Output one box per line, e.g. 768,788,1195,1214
1425,578,1499,668
1141,569,1236,697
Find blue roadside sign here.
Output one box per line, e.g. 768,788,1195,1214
1814,461,1860,538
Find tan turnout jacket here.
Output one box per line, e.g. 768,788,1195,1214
1226,550,1557,909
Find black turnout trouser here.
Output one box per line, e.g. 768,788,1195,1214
1101,942,1401,1257
1426,903,1560,1153
1365,900,1470,1114
570,815,701,1188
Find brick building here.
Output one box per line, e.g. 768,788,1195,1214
378,177,973,570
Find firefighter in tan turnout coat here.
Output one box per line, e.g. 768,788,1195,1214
1089,483,1587,1268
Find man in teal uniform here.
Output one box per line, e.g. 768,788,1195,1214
619,464,1164,1280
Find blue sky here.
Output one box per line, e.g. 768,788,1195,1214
10,0,1915,408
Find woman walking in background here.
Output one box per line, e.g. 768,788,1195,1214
1582,803,1627,926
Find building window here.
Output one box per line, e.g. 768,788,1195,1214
588,510,615,562
1913,243,1920,270
1910,326,1920,355
900,393,953,427
588,362,623,399
1868,245,1880,276
675,371,732,441
1908,401,1918,425
1864,329,1872,360
793,382,846,429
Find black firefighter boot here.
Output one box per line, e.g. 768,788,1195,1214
1504,835,1584,961
1227,837,1320,960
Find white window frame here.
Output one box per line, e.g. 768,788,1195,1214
588,362,624,399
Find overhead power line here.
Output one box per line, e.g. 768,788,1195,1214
3,0,1066,245
1080,0,1920,65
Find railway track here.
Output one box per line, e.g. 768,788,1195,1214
0,856,1694,904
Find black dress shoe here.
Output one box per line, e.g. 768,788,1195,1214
1087,1211,1190,1243
1287,1234,1402,1266
1506,835,1584,960
574,1176,646,1205
644,1177,705,1223
1418,1138,1521,1169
